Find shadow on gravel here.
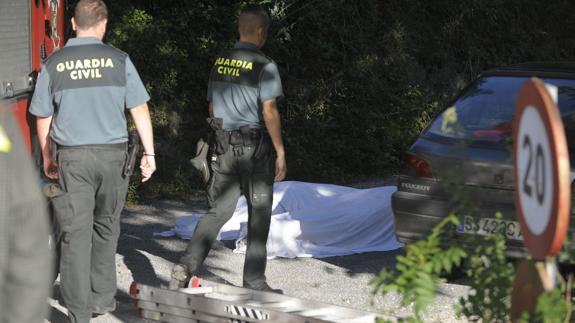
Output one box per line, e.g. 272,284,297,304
117,208,177,287
318,248,403,277
117,206,237,287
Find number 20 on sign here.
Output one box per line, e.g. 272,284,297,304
513,77,571,260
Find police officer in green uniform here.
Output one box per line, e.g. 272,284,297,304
29,1,156,322
0,103,53,323
170,4,286,293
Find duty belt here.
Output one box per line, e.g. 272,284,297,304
225,126,263,146
56,142,128,150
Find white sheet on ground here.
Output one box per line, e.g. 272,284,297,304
155,181,402,258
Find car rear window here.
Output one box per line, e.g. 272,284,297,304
425,76,575,143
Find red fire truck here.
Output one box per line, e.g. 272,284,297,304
1,0,66,154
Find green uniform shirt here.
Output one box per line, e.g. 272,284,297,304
207,41,283,130
29,37,150,145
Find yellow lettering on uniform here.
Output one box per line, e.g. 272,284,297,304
70,71,78,80
104,58,114,68
223,59,230,66
83,59,92,68
92,58,100,68
236,60,243,67
95,69,102,78
56,63,65,72
81,69,90,79
75,60,84,69
245,62,253,70
65,61,74,70
216,57,223,65
230,59,236,67
221,67,240,77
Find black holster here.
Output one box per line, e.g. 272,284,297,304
123,130,140,177
244,127,272,160
208,117,228,155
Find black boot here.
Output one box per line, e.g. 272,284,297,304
243,281,283,294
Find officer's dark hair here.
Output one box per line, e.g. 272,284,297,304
238,4,270,35
74,0,108,29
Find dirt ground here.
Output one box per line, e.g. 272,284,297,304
46,179,469,322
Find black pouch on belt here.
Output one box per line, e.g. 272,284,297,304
208,117,228,155
238,125,260,146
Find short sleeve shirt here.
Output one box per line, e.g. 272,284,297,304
207,41,283,130
29,37,150,145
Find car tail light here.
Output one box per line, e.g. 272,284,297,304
404,153,433,178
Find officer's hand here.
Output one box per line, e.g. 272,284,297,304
140,155,156,182
274,155,286,182
43,157,59,180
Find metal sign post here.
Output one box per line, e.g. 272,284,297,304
510,77,571,320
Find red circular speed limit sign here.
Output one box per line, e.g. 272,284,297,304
513,77,571,259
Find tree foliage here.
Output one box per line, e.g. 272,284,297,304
456,214,515,322
102,0,575,199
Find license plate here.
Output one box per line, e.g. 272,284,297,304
456,215,523,241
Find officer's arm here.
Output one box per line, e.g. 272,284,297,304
37,116,52,159
129,103,156,182
262,99,286,181
208,102,214,117
37,116,58,179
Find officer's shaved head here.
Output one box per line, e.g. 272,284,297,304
74,0,108,29
238,4,270,36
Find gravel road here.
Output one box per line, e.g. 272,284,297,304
46,180,471,323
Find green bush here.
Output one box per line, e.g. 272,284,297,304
102,0,575,201
372,212,573,322
456,214,515,322
370,214,466,322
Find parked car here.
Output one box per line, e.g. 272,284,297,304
391,62,575,258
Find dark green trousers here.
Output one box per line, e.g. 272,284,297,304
180,138,274,288
52,145,128,323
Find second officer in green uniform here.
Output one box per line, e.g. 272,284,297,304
29,1,156,322
170,4,287,293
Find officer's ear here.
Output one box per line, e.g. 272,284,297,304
256,26,267,48
96,18,108,39
99,18,108,31
71,17,78,32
